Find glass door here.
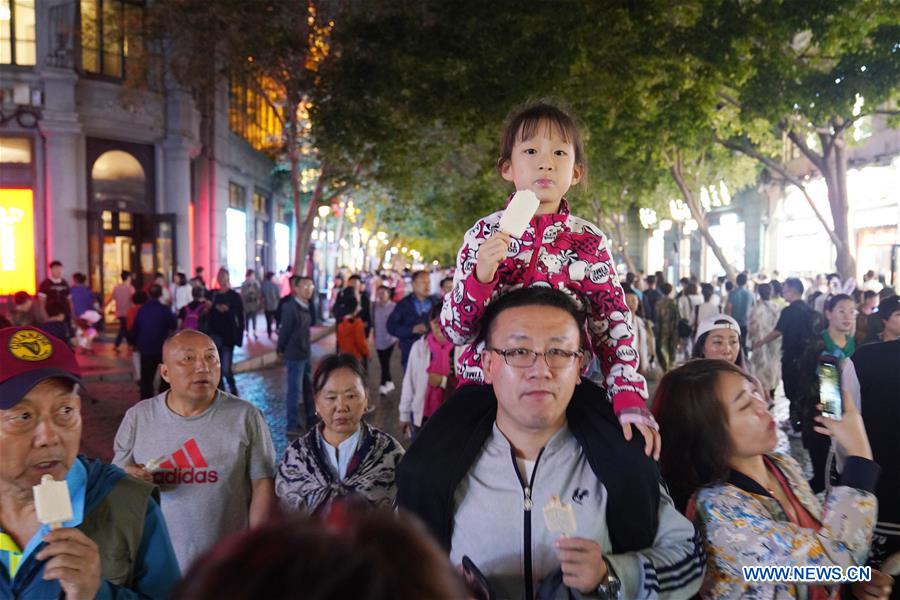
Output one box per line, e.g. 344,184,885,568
89,210,138,324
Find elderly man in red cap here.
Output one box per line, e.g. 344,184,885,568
0,326,180,599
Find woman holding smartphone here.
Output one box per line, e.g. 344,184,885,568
797,294,858,493
654,359,891,599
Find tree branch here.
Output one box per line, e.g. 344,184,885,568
786,129,824,171
716,136,843,250
715,91,743,109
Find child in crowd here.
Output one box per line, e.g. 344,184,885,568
74,309,102,354
336,297,370,367
372,285,398,395
440,101,655,451
399,305,457,439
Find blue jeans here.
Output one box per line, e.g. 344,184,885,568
285,358,313,429
211,335,237,395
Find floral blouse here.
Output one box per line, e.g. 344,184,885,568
692,452,879,599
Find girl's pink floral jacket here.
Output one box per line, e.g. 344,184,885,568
439,199,653,427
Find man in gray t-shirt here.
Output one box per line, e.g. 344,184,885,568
113,330,275,571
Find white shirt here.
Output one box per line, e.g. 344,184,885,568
319,426,362,480
173,284,193,312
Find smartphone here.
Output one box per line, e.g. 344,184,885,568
817,356,843,421
461,555,495,600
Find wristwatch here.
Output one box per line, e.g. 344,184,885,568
596,561,622,600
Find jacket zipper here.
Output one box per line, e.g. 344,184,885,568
511,446,545,600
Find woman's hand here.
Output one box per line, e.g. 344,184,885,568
474,232,511,284
400,420,413,439
813,389,872,460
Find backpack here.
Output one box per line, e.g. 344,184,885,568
181,303,205,331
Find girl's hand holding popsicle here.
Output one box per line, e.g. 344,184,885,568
475,232,512,283
474,190,539,283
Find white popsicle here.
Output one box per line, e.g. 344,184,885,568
143,456,167,473
33,474,73,529
543,496,577,535
498,190,540,237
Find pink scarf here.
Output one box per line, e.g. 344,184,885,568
423,332,455,418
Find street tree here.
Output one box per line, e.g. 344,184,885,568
706,0,900,279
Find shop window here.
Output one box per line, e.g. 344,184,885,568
101,210,112,230
0,0,36,66
80,0,144,79
229,182,246,210
118,211,132,230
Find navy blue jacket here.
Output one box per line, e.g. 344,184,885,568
131,299,176,355
386,294,436,368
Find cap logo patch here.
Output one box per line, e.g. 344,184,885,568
9,330,54,362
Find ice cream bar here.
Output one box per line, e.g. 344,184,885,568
498,190,540,237
33,474,73,529
143,456,166,473
543,496,577,535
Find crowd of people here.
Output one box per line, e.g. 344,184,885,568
1,100,898,599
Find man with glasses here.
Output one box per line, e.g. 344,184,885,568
398,288,702,599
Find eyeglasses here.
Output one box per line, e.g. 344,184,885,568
486,347,583,369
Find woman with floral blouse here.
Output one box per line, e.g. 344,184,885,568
654,359,891,599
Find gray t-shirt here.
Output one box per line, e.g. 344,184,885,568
113,390,276,571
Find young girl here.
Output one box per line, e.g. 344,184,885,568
440,101,655,448
399,304,457,439
336,296,370,367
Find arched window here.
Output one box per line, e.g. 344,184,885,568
91,149,145,207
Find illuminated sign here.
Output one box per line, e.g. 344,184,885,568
226,208,247,284
0,188,36,295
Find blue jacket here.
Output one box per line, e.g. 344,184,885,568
386,294,435,367
1,457,180,599
131,299,176,355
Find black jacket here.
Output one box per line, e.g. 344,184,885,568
397,379,660,553
852,340,900,531
277,298,315,360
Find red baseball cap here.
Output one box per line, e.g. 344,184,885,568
0,326,83,409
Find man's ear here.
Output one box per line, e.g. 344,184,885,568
159,364,171,385
481,347,494,385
